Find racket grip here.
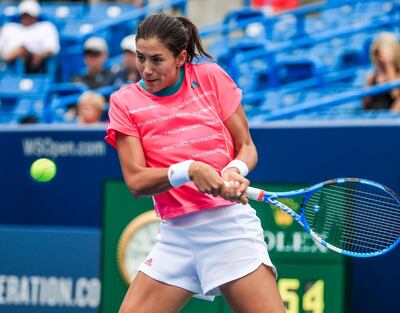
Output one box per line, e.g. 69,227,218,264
245,186,265,201
223,181,265,201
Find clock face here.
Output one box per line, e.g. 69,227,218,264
124,221,159,279
117,211,160,285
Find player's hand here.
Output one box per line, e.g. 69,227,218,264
221,168,250,204
189,161,224,197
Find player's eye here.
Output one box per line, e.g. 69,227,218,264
152,57,162,64
136,54,145,63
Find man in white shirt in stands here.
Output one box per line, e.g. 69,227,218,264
0,0,60,73
112,35,141,89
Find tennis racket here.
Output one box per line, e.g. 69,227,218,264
245,178,400,257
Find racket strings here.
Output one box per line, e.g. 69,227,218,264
308,203,400,248
306,199,400,242
304,182,400,254
316,192,400,252
339,240,389,251
308,193,400,230
320,185,400,252
320,183,400,219
331,184,400,203
329,185,400,211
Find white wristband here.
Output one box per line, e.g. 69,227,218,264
168,160,194,187
221,160,249,177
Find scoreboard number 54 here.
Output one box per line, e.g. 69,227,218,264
278,279,325,313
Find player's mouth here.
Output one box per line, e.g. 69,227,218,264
144,78,158,84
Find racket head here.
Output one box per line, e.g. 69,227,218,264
301,178,400,257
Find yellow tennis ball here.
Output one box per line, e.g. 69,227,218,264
30,158,57,183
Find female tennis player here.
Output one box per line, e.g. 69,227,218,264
106,13,285,313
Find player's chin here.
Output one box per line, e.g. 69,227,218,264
143,80,160,92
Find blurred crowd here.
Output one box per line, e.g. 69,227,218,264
0,0,399,126
0,0,143,125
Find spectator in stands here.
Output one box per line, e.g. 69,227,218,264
0,0,60,73
71,37,116,89
363,32,400,112
76,91,106,125
112,35,141,89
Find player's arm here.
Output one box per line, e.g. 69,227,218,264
221,105,258,203
116,132,224,197
116,133,170,197
224,105,258,171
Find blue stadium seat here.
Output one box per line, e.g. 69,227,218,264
350,67,372,87
274,56,324,87
9,97,45,124
0,59,24,77
40,2,86,22
0,74,51,123
0,3,18,22
222,7,267,39
216,39,268,80
271,13,298,41
207,8,267,58
0,74,50,98
85,3,136,20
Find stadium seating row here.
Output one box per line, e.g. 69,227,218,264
0,0,187,124
0,0,187,81
0,0,399,124
202,0,400,120
246,80,400,122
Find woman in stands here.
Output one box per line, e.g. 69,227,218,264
76,91,106,125
105,13,285,313
363,32,400,112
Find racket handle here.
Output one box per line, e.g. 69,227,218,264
223,181,265,201
245,186,265,201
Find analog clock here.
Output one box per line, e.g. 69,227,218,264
117,210,161,285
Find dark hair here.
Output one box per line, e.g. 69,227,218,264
136,13,213,63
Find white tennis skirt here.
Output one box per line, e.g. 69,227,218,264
137,203,277,301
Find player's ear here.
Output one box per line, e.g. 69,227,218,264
177,50,187,67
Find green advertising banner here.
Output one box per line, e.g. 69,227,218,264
101,181,345,313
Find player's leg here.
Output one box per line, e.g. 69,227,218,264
220,264,285,313
118,272,194,313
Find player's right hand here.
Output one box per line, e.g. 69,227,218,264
189,161,224,197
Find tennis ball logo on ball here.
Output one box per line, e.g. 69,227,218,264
30,158,57,183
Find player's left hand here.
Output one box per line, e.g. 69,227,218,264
221,168,249,204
